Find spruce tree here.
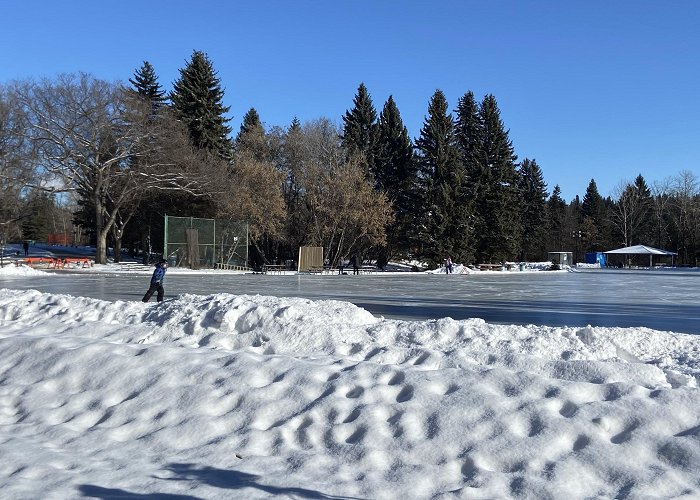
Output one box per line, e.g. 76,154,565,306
518,158,548,260
129,61,167,108
581,178,609,251
235,107,267,162
581,179,606,224
414,90,463,266
341,83,377,173
475,94,521,263
171,50,232,159
453,91,483,263
632,174,653,244
547,185,567,251
568,195,583,262
374,96,417,257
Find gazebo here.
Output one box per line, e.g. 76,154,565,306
604,244,677,268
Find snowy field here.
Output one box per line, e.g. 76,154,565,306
1,262,700,498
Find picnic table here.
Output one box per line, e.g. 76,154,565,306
478,263,504,271
16,256,92,269
263,264,286,274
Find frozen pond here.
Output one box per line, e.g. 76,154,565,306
3,268,700,334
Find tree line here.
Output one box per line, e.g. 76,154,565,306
1,50,698,267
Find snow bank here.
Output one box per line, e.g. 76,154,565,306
1,288,699,498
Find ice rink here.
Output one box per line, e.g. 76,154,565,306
3,267,699,334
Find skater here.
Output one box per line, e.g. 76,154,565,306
142,259,168,302
23,241,29,256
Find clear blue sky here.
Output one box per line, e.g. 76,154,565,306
2,1,698,201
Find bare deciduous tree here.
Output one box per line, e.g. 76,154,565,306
670,170,700,265
651,177,673,249
281,119,391,265
217,150,286,244
610,179,649,248
0,84,37,243
16,73,214,264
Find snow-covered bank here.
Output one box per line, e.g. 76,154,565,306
1,288,699,498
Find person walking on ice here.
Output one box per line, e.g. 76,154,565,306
142,259,168,302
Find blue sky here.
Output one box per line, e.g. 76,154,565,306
2,1,698,201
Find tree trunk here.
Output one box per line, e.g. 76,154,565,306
96,229,108,264
94,198,108,265
113,237,122,263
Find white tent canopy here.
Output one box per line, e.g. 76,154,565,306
604,245,677,267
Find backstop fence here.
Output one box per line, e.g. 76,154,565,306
164,215,249,269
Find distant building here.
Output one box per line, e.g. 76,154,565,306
548,252,573,267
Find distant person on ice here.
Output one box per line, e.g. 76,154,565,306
142,259,168,302
446,256,453,274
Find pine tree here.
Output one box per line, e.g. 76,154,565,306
475,94,521,263
568,195,583,262
171,50,232,159
21,191,56,242
374,96,417,257
632,174,653,244
129,61,167,108
518,158,548,260
581,179,606,224
581,178,609,251
547,185,567,250
415,90,463,266
235,107,267,162
453,91,483,263
341,83,377,173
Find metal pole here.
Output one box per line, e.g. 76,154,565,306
163,214,168,262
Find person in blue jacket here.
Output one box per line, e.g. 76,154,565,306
142,259,168,302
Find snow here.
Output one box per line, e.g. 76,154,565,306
1,264,700,497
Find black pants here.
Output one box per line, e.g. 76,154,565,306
142,282,164,302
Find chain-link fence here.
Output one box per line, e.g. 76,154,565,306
164,215,248,269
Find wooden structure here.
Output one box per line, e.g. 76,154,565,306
297,246,323,273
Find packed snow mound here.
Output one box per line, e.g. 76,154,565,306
1,288,698,388
0,264,51,277
2,288,700,498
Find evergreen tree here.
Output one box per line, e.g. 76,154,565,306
171,50,232,159
581,179,606,224
581,178,609,251
568,195,583,262
414,90,463,266
518,158,548,260
632,174,653,244
547,185,567,251
453,91,483,263
374,96,417,258
475,94,521,263
341,83,377,173
235,107,268,162
21,191,56,242
129,61,167,108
